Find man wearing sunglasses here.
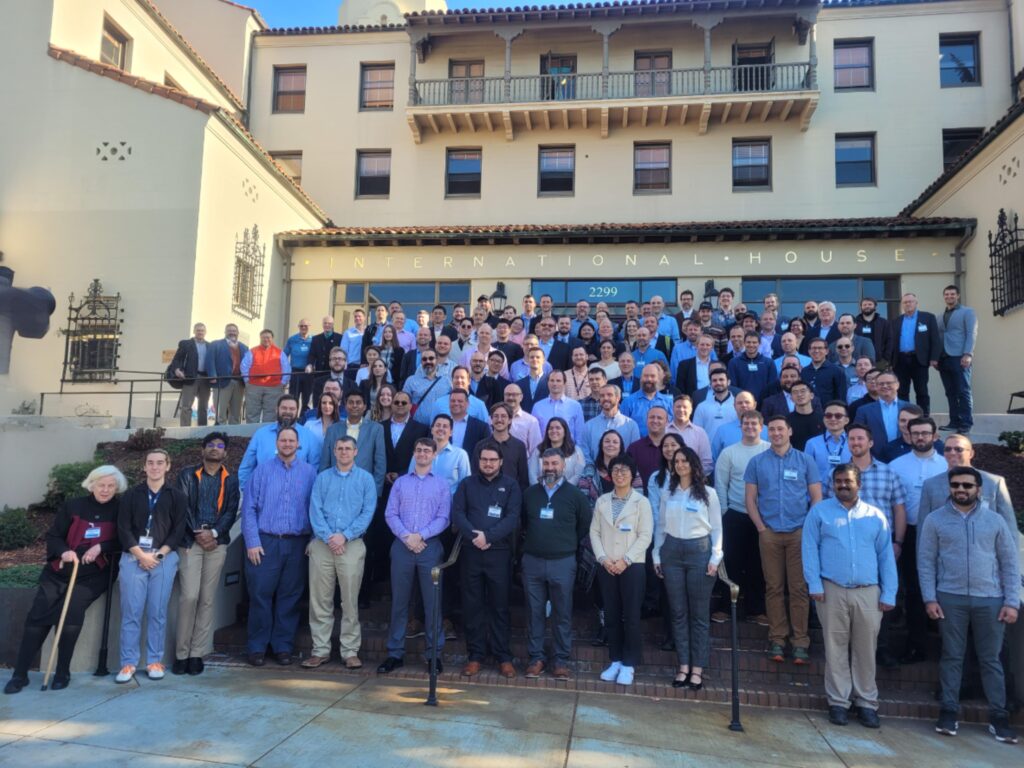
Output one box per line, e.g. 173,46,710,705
919,467,1020,743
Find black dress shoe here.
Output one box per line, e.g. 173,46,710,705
876,650,899,669
358,598,371,610
377,657,404,674
247,653,266,667
828,705,849,726
590,628,608,647
426,659,443,675
275,651,294,666
938,423,958,431
857,707,881,728
50,676,70,691
900,649,928,665
4,677,28,694
172,659,189,675
187,657,204,676
660,638,676,652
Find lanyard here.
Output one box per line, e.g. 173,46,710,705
827,434,847,457
145,489,161,536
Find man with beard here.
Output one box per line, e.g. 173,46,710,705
582,383,640,462
238,394,317,489
829,314,876,364
208,323,248,425
312,347,352,408
802,300,819,328
802,338,847,405
855,298,893,362
693,369,738,447
475,403,529,490
621,364,674,438
320,390,386,496
727,332,777,404
403,348,452,416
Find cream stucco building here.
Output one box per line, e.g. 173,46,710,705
1,0,1024,421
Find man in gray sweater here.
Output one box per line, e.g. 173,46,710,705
918,467,1020,744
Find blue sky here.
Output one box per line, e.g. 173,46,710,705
247,0,535,27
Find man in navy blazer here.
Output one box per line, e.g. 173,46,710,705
515,347,550,412
853,370,908,458
936,285,978,433
888,293,940,416
208,323,249,425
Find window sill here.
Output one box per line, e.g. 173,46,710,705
355,195,390,200
538,191,575,198
445,194,482,200
359,106,395,112
732,185,772,193
835,182,877,188
272,109,305,115
633,189,671,196
834,86,875,93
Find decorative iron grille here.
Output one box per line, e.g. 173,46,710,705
988,208,1024,317
232,224,266,320
61,279,122,382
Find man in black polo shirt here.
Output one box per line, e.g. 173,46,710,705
452,442,522,679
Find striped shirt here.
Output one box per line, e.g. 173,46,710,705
241,457,316,548
385,471,451,540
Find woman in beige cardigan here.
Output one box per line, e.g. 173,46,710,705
589,455,654,686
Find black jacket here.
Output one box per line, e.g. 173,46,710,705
455,416,491,457
473,434,530,490
855,313,893,362
383,418,430,476
118,483,188,552
888,311,941,367
169,338,205,383
521,482,591,559
451,472,522,549
308,332,342,375
175,464,240,546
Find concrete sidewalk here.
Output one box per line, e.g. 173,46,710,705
0,666,1014,767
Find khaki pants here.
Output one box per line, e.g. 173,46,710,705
245,385,280,423
308,537,366,659
175,543,228,659
179,379,212,426
818,581,882,709
759,528,809,649
215,380,244,425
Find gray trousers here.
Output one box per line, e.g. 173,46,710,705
386,538,443,659
521,553,576,666
936,591,1008,718
215,381,244,424
179,379,211,426
661,535,715,668
245,385,280,423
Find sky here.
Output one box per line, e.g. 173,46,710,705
247,0,549,28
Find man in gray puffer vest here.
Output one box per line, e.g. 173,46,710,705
918,466,1020,744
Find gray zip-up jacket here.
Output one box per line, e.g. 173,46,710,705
918,500,1021,607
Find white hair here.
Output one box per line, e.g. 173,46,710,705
817,301,837,313
81,465,128,494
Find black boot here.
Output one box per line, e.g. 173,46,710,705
52,624,82,690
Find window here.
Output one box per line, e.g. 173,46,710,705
732,139,771,190
270,151,303,185
741,276,901,320
538,146,575,195
61,279,122,383
360,63,394,109
633,143,670,193
232,225,266,320
333,281,471,326
635,51,671,97
356,150,391,197
449,60,485,105
733,42,774,91
939,34,980,87
273,66,306,113
541,55,577,101
100,17,129,71
942,128,984,171
163,73,182,91
835,133,876,186
532,279,677,311
834,39,873,90
446,149,482,197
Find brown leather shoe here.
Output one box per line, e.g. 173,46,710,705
461,660,482,677
343,656,363,669
524,660,545,678
498,662,516,679
300,655,329,669
551,665,571,680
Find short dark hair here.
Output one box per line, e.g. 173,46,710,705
607,455,638,480
277,425,299,441
719,287,734,297
345,390,367,406
899,403,924,417
449,388,469,400
476,441,503,461
908,416,937,434
432,304,446,313
846,423,873,440
413,437,437,452
201,431,230,449
808,338,828,349
432,413,454,428
277,393,299,408
824,400,848,413
944,284,959,294
744,331,760,342
766,414,791,427
333,435,357,448
831,463,861,485
489,402,513,418
740,409,764,424
947,466,982,486
260,328,274,337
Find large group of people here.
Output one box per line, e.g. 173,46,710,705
9,288,1020,744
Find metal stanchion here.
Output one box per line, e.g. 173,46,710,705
124,380,134,429
93,559,116,676
717,563,744,732
425,535,462,707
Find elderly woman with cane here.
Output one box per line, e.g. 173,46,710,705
4,465,127,694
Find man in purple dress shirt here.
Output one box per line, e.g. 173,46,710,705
241,427,317,667
378,437,452,674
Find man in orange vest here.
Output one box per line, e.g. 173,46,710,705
241,329,290,423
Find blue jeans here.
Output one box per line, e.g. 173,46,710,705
386,538,444,659
936,591,1007,718
938,356,973,429
119,551,179,668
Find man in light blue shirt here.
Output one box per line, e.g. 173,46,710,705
802,463,897,727
403,352,451,415
709,391,765,460
569,300,597,336
581,384,640,461
804,402,852,484
416,366,489,425
649,295,681,342
238,394,318,489
621,364,673,438
631,327,669,369
411,415,470,494
693,370,737,445
531,370,586,446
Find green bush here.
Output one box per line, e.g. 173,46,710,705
45,461,99,508
124,427,165,452
0,507,37,551
0,563,41,588
999,431,1024,454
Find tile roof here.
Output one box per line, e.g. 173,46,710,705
277,216,974,246
256,24,406,37
213,0,268,26
47,44,328,224
902,97,1024,216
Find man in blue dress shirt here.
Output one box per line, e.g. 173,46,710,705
237,395,318,489
621,364,673,438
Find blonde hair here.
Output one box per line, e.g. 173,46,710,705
81,465,128,494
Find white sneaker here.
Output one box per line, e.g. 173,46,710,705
115,665,136,684
146,663,166,680
616,666,635,686
599,662,622,682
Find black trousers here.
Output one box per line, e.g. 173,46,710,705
894,353,931,415
460,547,513,663
900,526,928,655
597,563,646,667
359,492,393,603
722,510,765,617
288,369,314,412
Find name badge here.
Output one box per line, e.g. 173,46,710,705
917,324,927,332
686,502,699,512
84,526,101,540
747,363,759,372
862,326,872,334
783,469,799,481
828,455,842,465
487,505,502,519
539,505,554,520
618,523,632,533
138,535,154,552
915,478,924,488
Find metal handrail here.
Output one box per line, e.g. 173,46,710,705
716,562,743,732
425,534,463,706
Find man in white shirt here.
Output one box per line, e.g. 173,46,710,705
693,369,737,445
531,370,585,446
503,384,542,457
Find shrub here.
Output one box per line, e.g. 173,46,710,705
0,507,37,551
45,461,99,508
0,563,41,588
124,427,165,452
998,431,1024,454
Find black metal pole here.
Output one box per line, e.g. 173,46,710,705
125,380,134,429
728,583,743,732
93,559,116,676
425,566,441,706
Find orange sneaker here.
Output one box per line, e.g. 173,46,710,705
146,663,166,680
115,665,136,684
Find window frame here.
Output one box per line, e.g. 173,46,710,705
833,38,874,91
269,151,303,185
445,147,483,198
634,50,673,97
273,65,307,114
835,132,877,188
448,59,486,105
355,149,392,199
939,33,981,88
633,142,671,195
100,16,130,71
359,62,395,111
941,127,984,172
731,138,772,192
537,145,576,197
740,276,902,320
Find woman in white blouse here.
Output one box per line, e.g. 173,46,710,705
653,445,723,691
528,417,586,485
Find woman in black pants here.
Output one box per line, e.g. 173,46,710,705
5,465,127,693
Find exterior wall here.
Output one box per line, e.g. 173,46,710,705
49,0,240,111
249,1,1010,226
339,0,448,28
157,0,261,100
912,113,1024,417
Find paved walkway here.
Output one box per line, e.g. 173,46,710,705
0,666,1013,767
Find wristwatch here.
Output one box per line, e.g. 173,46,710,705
155,552,165,561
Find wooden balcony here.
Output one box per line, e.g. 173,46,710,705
405,62,819,143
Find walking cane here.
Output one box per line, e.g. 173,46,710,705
94,556,116,676
41,558,79,691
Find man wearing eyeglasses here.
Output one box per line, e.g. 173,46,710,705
804,401,852,483
888,416,948,665
919,467,1020,743
853,372,908,459
828,314,876,364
